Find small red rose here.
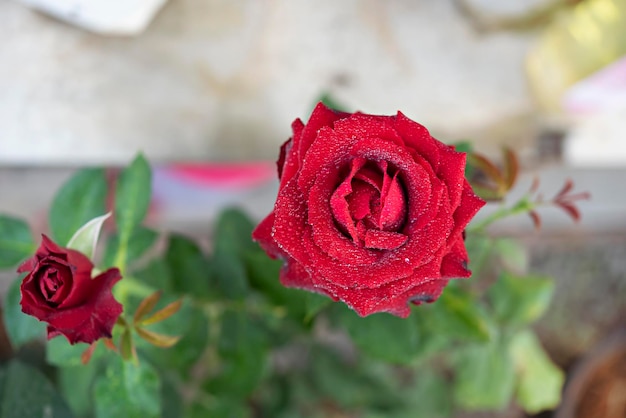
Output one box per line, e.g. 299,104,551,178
18,235,123,344
253,103,485,317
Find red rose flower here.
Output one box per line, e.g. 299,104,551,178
18,235,123,344
253,103,485,317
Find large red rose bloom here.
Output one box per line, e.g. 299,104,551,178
253,103,485,317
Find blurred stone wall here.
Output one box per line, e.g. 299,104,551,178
0,0,538,165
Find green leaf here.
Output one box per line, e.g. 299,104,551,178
161,374,183,418
103,227,158,269
58,363,99,417
165,234,210,297
209,208,256,300
2,276,46,348
309,347,404,411
419,285,494,343
509,330,564,413
205,311,268,398
464,232,493,279
335,305,420,364
186,400,251,418
0,360,74,418
134,259,172,292
244,251,306,318
488,272,554,327
316,93,349,112
493,238,528,274
403,368,452,418
114,154,152,270
94,359,161,418
46,336,107,367
212,208,257,256
50,168,108,246
452,141,473,154
453,337,516,410
160,375,184,418
305,292,332,321
210,251,249,300
67,212,111,260
0,215,34,269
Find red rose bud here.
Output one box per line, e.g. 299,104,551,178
17,235,123,344
253,103,485,317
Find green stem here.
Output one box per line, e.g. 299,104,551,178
468,196,536,232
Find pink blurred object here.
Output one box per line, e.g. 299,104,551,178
151,162,277,233
563,55,626,115
164,163,276,188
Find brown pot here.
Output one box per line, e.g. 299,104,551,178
556,330,626,418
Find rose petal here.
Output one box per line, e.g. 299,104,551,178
330,158,366,241
252,212,283,260
364,230,408,250
394,112,440,167
308,164,382,265
43,268,123,344
379,170,406,231
297,126,359,193
436,146,467,211
440,237,471,278
271,180,312,266
297,103,349,169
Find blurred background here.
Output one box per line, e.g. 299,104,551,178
0,0,625,417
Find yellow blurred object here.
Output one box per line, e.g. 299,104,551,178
526,0,626,114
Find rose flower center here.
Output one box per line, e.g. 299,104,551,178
330,159,408,250
36,263,72,306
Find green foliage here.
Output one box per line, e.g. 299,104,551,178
419,285,495,343
204,311,268,399
46,337,108,367
0,215,34,269
2,276,46,349
304,292,332,321
334,304,421,364
492,238,528,274
307,348,403,411
510,330,564,413
245,251,308,320
0,360,74,418
464,232,493,279
165,234,210,297
135,258,172,292
58,363,99,417
210,209,256,300
400,369,453,418
0,152,566,418
49,168,108,246
488,272,554,327
114,154,152,270
453,336,516,410
316,93,349,112
137,296,208,374
93,359,161,418
186,399,251,418
103,227,158,269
